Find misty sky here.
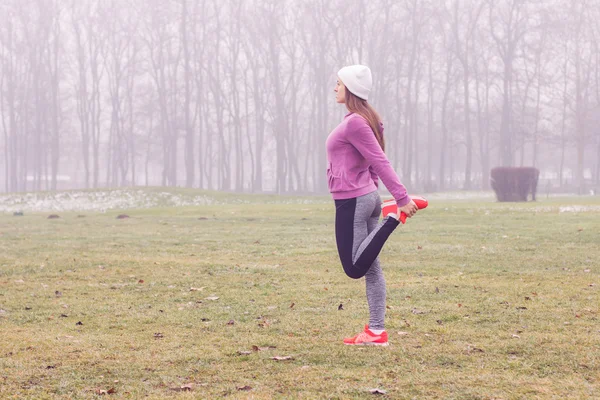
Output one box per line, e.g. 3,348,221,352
0,0,599,194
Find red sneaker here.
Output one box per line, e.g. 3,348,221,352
382,195,428,224
343,325,389,346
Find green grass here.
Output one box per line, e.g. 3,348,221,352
1,191,599,399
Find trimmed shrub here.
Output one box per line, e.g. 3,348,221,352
490,167,540,202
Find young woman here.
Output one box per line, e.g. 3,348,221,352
327,64,418,346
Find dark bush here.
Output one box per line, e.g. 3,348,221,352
490,167,540,202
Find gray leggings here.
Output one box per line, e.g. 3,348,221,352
334,191,400,330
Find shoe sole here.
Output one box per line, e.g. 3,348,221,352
344,342,389,347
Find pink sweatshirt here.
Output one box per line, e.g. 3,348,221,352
326,112,411,207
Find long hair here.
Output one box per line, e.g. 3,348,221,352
345,89,385,152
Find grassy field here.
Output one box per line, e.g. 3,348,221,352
1,190,599,399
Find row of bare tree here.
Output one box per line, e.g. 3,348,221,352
1,0,599,194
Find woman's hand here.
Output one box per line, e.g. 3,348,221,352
398,200,418,218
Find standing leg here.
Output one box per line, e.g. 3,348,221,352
364,196,386,331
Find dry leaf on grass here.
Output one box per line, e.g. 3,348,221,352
237,385,252,391
170,383,194,392
153,332,164,339
466,344,485,353
94,387,116,395
369,388,387,394
205,296,219,301
271,356,294,361
252,345,276,352
190,287,205,291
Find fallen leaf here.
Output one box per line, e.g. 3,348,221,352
138,280,144,284
466,344,485,353
417,245,422,250
205,296,219,301
153,333,164,339
271,356,293,361
55,291,62,297
584,269,591,273
397,331,409,336
289,302,295,309
46,365,56,369
436,320,443,325
75,321,83,326
369,388,387,395
516,306,527,310
48,214,60,219
107,388,116,394
512,334,521,339
95,389,107,395
411,308,426,314
170,383,195,392
227,320,235,325
525,297,531,301
60,314,68,318
237,351,252,355
237,385,252,391
190,287,205,291
338,303,344,311
116,214,129,219
252,345,276,352
435,287,440,294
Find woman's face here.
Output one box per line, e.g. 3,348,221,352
334,78,346,104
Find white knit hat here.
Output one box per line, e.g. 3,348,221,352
338,65,372,100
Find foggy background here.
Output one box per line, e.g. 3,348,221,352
1,0,599,195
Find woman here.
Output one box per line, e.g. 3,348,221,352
327,64,418,346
